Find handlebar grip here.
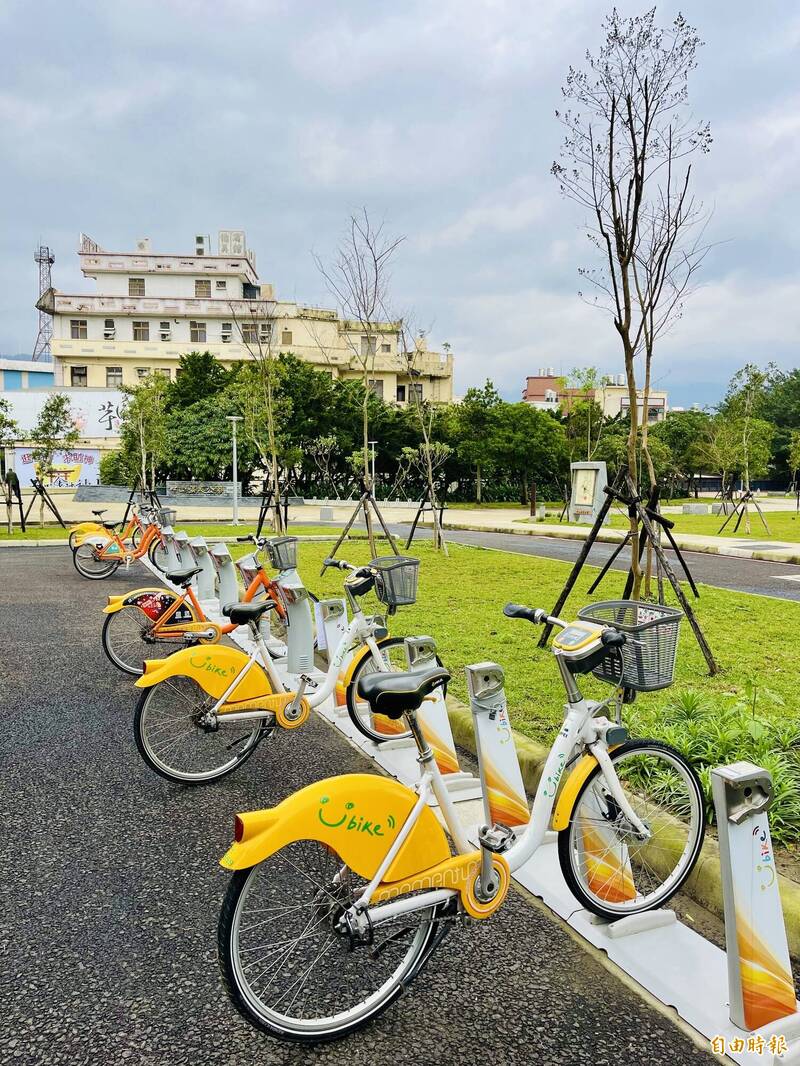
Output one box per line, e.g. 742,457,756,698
503,603,544,624
322,557,340,570
237,536,252,542
601,629,627,648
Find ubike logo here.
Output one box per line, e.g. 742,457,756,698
491,701,513,745
317,796,395,838
753,823,776,889
188,653,237,678
542,752,567,799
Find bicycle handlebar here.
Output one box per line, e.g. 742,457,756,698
503,603,565,628
322,557,358,572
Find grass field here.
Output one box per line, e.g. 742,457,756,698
229,536,800,843
556,507,800,542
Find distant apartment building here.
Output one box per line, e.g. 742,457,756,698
0,357,55,390
38,232,454,404
522,369,667,424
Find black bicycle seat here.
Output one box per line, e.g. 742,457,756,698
222,600,277,625
166,566,202,587
92,509,107,517
357,666,450,719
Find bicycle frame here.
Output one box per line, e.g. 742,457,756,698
72,510,143,546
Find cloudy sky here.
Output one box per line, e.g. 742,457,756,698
1,0,798,407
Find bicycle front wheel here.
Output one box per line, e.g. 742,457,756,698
72,542,121,579
134,676,264,784
218,840,441,1043
102,606,189,676
345,638,415,744
558,739,705,919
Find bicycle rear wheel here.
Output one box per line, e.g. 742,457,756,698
218,840,442,1043
134,676,264,784
102,606,190,676
557,739,705,919
72,542,121,579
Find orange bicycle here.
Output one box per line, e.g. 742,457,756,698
72,510,169,580
68,506,146,551
100,550,288,675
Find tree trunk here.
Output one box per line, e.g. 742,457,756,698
624,351,642,599
476,462,482,504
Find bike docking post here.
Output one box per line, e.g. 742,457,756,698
315,600,351,714
160,527,182,572
711,762,800,1059
173,531,192,566
465,663,531,834
187,537,216,602
407,637,481,800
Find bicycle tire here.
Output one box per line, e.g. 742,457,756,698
218,842,443,1042
148,537,169,573
72,542,121,579
557,739,705,919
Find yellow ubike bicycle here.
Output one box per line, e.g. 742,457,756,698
216,603,705,1043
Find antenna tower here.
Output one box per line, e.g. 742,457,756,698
32,244,55,360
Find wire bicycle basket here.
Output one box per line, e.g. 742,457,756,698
577,600,683,691
369,556,420,611
264,536,298,572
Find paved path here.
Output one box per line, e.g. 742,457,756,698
399,525,800,602
0,546,711,1065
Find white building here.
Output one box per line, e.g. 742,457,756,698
38,232,454,403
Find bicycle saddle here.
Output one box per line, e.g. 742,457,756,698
166,566,202,587
91,509,107,517
222,600,277,625
357,666,450,719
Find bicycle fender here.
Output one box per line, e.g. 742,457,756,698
551,750,620,831
220,773,450,881
334,634,395,708
103,588,184,618
134,645,273,704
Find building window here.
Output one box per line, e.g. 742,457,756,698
154,368,171,379
70,319,88,339
361,336,376,358
409,383,423,403
70,365,88,387
190,321,207,343
396,384,406,402
133,320,149,341
381,342,391,353
368,379,384,399
241,322,257,344
103,318,115,340
281,329,293,346
216,280,227,291
195,279,212,297
129,277,146,296
106,366,123,388
136,367,150,380
159,321,171,341
221,322,232,343
259,322,272,343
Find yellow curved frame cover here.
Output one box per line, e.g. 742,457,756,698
134,644,273,703
103,588,182,615
221,773,450,882
551,751,615,831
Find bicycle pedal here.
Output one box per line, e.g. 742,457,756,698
299,674,319,689
478,823,515,854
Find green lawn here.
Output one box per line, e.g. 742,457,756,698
0,522,349,542
242,536,800,842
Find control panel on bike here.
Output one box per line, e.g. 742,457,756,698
552,621,604,656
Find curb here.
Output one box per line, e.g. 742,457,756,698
445,695,800,956
430,520,800,566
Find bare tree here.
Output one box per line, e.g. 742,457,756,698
552,9,711,596
314,209,403,555
398,324,449,554
229,298,287,532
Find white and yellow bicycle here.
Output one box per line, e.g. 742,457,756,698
216,601,705,1042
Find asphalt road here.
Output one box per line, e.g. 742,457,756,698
397,525,800,601
0,546,712,1066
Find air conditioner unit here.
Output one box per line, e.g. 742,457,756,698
221,325,232,342
104,328,115,340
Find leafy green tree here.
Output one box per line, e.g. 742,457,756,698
651,410,712,496
721,364,772,495
99,450,131,486
788,430,800,492
166,351,233,411
30,393,79,525
166,395,258,483
119,373,170,491
490,403,568,503
455,381,502,503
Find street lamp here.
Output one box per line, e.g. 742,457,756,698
227,416,243,525
368,440,377,487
